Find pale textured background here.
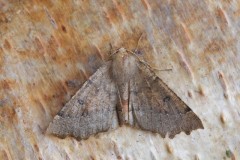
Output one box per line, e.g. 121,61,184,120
0,0,239,160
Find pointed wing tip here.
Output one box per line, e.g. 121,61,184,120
46,122,53,134
195,117,204,130
168,120,204,139
45,117,69,138
46,122,58,136
195,113,204,129
46,118,116,141
182,121,204,137
168,129,203,139
199,123,204,129
46,124,74,140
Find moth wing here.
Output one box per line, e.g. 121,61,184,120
47,62,119,139
130,63,204,138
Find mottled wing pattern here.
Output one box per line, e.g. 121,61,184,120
47,62,119,139
130,62,204,138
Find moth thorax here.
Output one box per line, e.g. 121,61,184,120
111,53,138,84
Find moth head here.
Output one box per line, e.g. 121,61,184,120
110,47,139,84
110,47,128,58
110,47,140,60
109,33,144,60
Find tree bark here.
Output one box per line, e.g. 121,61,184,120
0,0,239,159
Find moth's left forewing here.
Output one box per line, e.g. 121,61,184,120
47,62,119,140
130,62,204,138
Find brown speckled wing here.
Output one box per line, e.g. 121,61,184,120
47,62,119,139
130,62,204,138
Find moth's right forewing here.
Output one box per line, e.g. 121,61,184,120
47,62,119,139
130,62,204,138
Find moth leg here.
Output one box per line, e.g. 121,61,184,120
109,43,113,55
134,33,144,52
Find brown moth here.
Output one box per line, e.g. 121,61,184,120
47,47,204,139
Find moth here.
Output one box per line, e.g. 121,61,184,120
47,47,204,139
